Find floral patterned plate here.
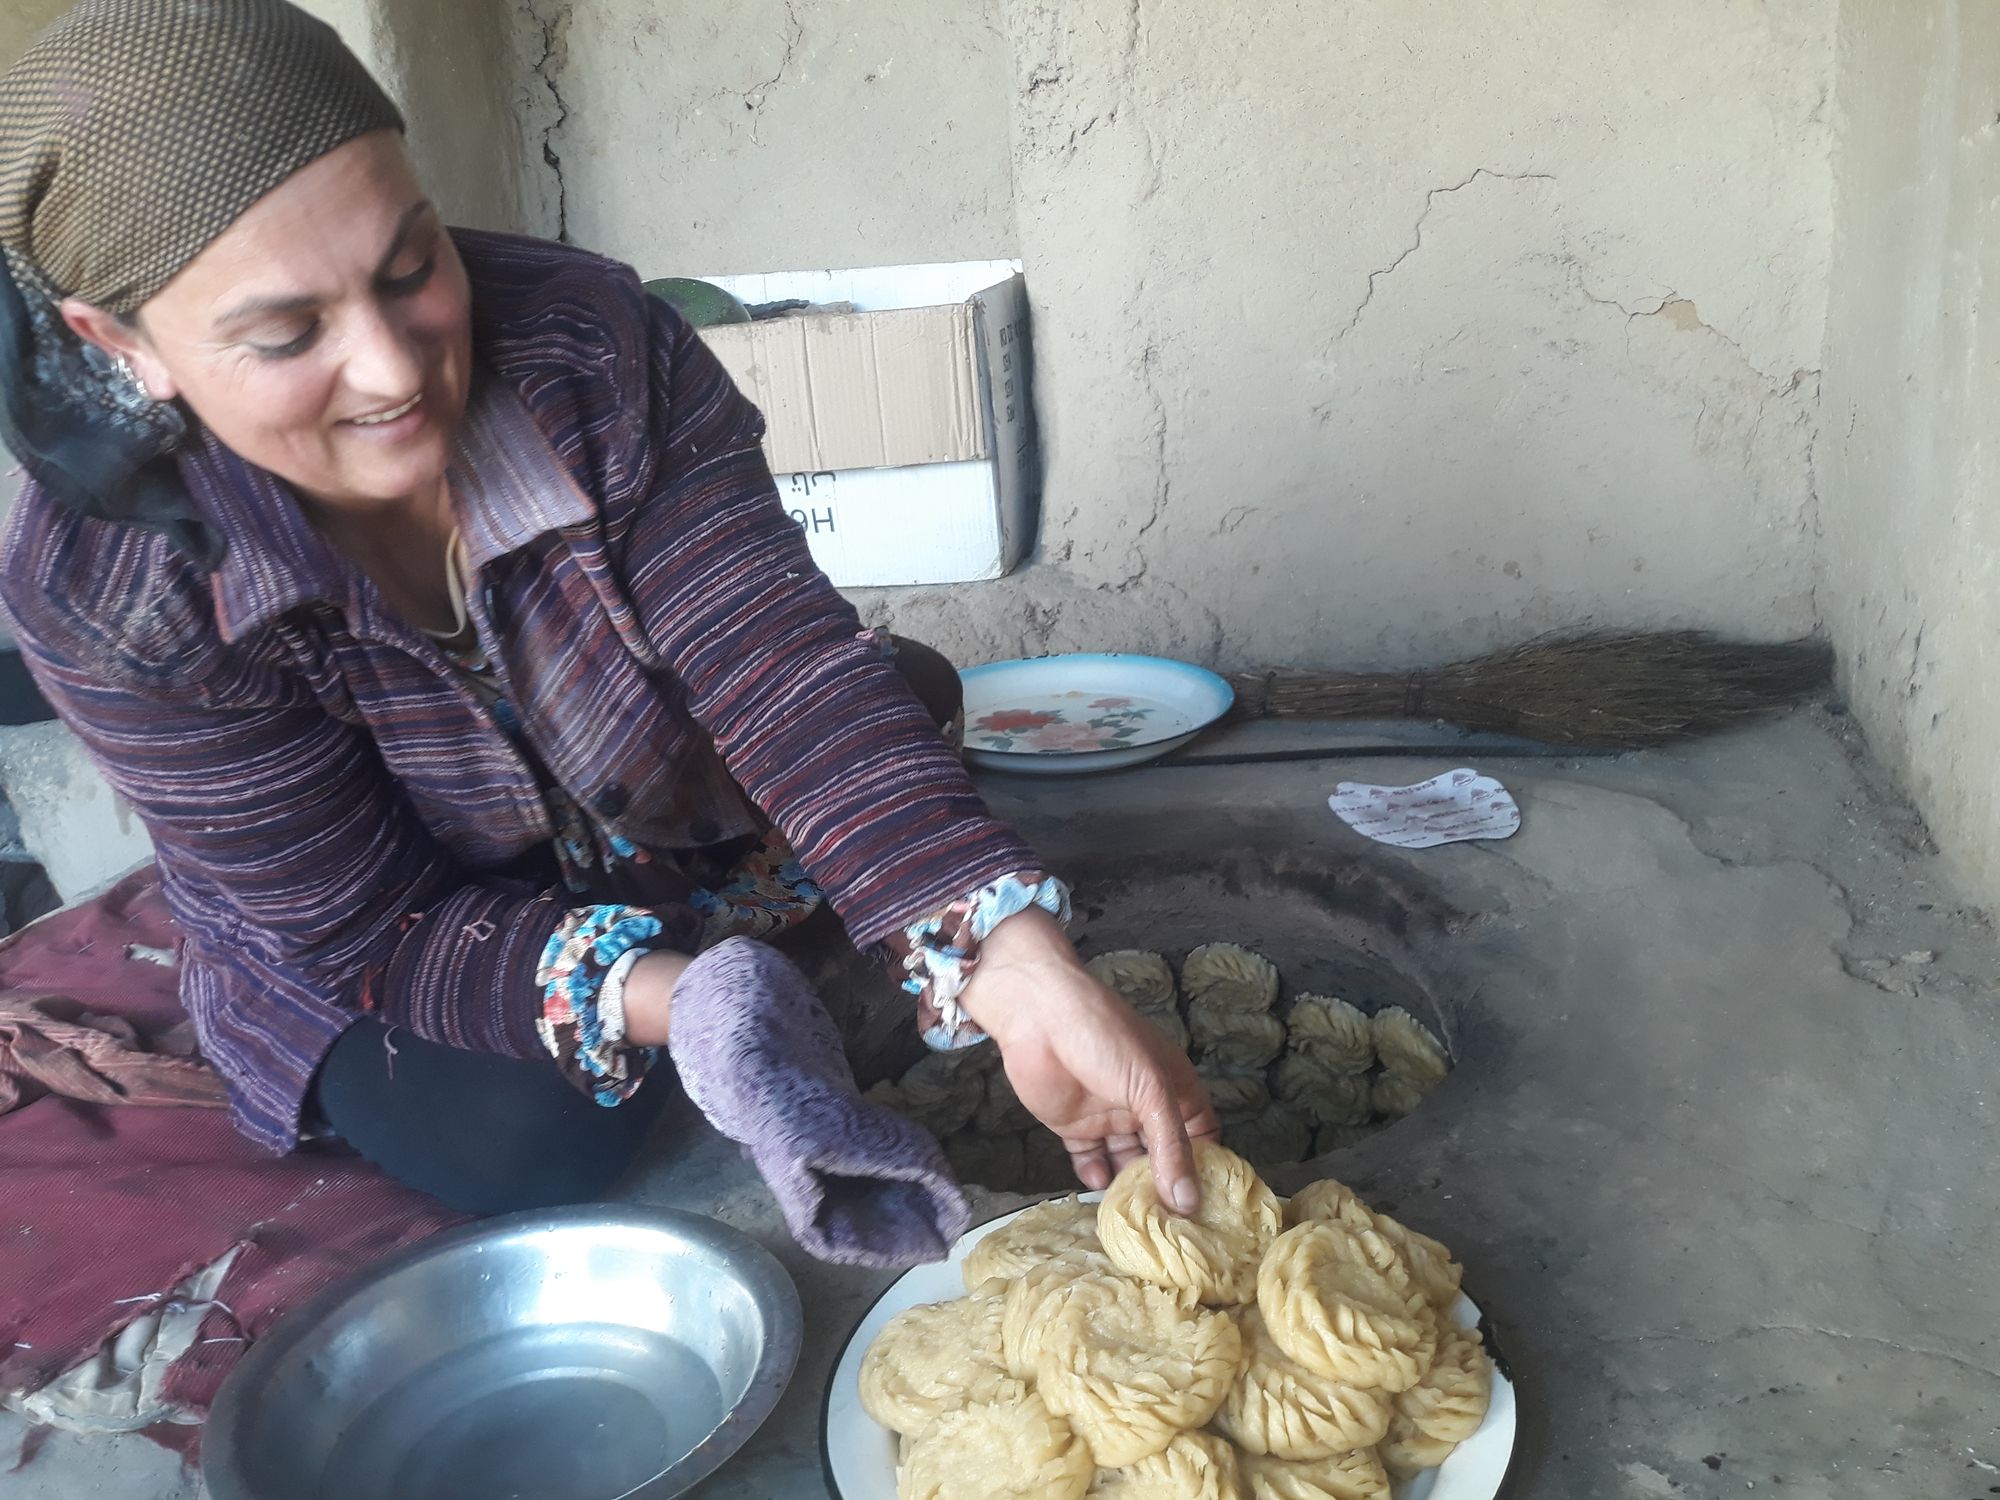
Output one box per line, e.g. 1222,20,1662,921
958,653,1234,774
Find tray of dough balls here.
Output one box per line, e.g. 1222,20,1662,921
825,1141,1515,1500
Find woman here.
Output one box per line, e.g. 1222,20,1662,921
0,0,1215,1250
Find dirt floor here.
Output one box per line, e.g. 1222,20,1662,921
5,708,1997,1498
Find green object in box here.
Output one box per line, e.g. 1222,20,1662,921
642,277,752,329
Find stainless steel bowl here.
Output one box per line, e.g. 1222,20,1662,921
204,1206,801,1500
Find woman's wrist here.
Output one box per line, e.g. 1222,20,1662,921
958,907,1083,1046
621,949,694,1047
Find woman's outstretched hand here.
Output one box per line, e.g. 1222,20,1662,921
959,908,1219,1213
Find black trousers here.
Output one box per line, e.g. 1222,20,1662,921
306,637,963,1215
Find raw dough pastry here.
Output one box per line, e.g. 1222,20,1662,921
1286,995,1374,1075
1086,950,1180,1011
1375,1411,1458,1478
975,1067,1038,1135
896,1048,987,1136
1273,1054,1373,1127
898,1388,1094,1500
1290,1183,1462,1309
1230,1103,1313,1175
964,1195,1102,1289
1368,1007,1448,1087
1393,1324,1491,1443
1099,1141,1283,1305
1181,943,1280,1013
1257,1223,1437,1392
1086,1430,1241,1500
1284,1179,1374,1235
944,1128,1027,1189
861,1290,1015,1436
1035,1275,1244,1466
1371,1214,1463,1310
1211,1305,1392,1460
1369,1072,1429,1121
1238,1448,1392,1500
1197,1068,1273,1125
1190,1005,1287,1070
1000,1253,1124,1380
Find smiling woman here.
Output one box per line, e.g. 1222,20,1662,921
0,0,1217,1244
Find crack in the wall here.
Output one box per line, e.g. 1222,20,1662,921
1336,168,1556,340
524,0,572,242
1119,340,1170,590
724,1,805,147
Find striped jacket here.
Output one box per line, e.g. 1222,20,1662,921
0,231,1038,1153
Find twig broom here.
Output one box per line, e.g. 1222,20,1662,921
1224,631,1833,749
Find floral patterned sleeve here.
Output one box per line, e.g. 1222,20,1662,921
886,873,1073,1050
537,904,673,1106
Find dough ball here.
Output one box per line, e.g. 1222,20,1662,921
1197,1068,1273,1125
1375,1411,1458,1478
1393,1324,1491,1443
1000,1253,1124,1380
1238,1448,1392,1500
1086,1430,1242,1500
1371,1213,1464,1310
1212,1304,1392,1460
965,1195,1103,1289
944,1128,1028,1190
1369,1072,1430,1121
1230,1103,1314,1175
1036,1275,1245,1466
1086,950,1180,1011
1273,1054,1373,1127
1139,1004,1192,1053
975,1067,1039,1135
898,1048,988,1136
1099,1140,1284,1306
1181,943,1281,1013
1022,1127,1080,1189
1285,995,1374,1076
898,1388,1094,1500
1190,1005,1287,1070
1283,1179,1374,1235
1313,1123,1381,1156
1257,1223,1437,1392
861,1290,1014,1437
1368,1008,1448,1087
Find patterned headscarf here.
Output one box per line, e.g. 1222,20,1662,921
0,0,404,561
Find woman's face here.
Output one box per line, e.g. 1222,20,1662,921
64,130,472,513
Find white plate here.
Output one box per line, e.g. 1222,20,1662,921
822,1196,1520,1499
958,654,1235,775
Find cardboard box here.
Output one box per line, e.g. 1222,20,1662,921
700,261,1036,588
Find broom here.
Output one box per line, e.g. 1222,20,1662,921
1223,631,1833,750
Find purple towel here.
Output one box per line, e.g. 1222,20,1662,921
667,937,972,1267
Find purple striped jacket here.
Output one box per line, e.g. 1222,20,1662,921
0,231,1039,1154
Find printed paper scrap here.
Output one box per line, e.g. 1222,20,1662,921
1327,768,1521,850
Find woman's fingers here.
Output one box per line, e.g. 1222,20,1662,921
1064,1138,1113,1191
1137,1091,1200,1215
1101,1131,1146,1173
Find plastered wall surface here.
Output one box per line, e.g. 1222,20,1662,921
516,0,1018,276
296,0,526,232
1818,0,2000,904
854,0,1838,670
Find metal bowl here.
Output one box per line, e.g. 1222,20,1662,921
204,1206,801,1500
